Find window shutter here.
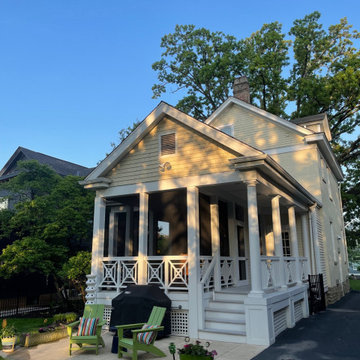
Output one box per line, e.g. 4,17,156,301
161,133,176,156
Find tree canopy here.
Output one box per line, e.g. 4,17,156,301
0,161,94,298
152,12,360,247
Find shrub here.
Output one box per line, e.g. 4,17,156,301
53,312,77,324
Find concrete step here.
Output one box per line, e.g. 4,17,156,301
205,318,246,332
207,300,245,312
205,308,245,322
198,328,246,343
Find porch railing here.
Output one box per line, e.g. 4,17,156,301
146,256,188,291
99,256,189,292
220,257,236,288
199,256,215,292
261,256,281,289
99,257,139,291
299,257,309,281
284,257,297,285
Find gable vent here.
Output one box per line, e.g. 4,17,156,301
161,133,176,156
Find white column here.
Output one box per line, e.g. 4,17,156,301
288,206,302,284
301,214,311,276
210,197,221,292
138,192,149,285
187,186,200,338
310,205,321,274
271,195,286,288
246,181,263,296
91,196,106,284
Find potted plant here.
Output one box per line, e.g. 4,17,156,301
0,319,17,353
176,339,217,360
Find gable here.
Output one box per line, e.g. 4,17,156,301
209,103,305,150
106,116,241,187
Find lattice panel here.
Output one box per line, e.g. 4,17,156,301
103,305,112,327
171,309,188,336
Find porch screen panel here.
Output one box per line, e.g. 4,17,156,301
219,200,230,257
199,193,211,256
148,189,187,255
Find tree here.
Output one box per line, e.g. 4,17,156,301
0,161,95,300
61,251,91,303
152,24,244,120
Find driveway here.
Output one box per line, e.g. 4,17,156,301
253,290,360,360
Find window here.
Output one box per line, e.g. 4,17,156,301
218,124,234,136
320,156,326,183
282,230,291,257
160,133,176,156
326,166,333,201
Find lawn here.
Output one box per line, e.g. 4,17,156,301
349,278,360,291
5,318,51,334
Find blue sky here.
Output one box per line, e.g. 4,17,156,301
1,0,359,169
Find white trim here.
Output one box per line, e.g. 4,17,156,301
205,97,313,136
305,133,343,181
100,171,251,197
85,102,262,182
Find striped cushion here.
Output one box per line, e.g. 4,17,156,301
76,317,99,336
136,324,159,344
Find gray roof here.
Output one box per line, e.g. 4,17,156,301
290,113,327,125
0,147,93,181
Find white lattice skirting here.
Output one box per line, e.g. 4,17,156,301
170,309,188,336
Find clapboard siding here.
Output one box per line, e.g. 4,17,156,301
210,103,304,150
107,117,240,186
271,148,322,201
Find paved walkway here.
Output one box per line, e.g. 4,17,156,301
1,332,265,360
253,290,360,360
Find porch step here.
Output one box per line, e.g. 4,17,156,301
205,308,245,322
205,318,246,332
198,328,246,344
213,291,246,302
207,300,245,312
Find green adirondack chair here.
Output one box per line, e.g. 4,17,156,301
116,306,167,360
67,304,106,355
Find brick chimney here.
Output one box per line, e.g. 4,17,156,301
233,76,250,103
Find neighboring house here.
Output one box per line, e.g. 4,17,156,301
0,146,92,210
81,77,349,346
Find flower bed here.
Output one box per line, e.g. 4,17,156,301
21,328,68,347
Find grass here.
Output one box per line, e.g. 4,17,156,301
4,318,53,334
349,278,360,291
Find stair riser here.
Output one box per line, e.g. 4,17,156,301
205,311,245,322
205,321,246,332
214,292,246,302
208,301,244,311
198,331,246,344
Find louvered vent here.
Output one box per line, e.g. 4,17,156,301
273,307,287,336
294,300,303,323
161,133,176,156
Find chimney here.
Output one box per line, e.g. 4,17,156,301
233,76,250,103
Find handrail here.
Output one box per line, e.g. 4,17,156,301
200,256,217,285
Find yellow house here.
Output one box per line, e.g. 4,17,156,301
81,77,349,345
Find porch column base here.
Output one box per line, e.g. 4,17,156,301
244,297,275,346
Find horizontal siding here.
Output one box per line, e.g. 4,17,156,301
271,148,322,200
107,116,239,186
211,103,304,150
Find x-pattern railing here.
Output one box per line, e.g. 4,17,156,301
220,257,235,288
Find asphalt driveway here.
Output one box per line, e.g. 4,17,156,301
253,290,360,360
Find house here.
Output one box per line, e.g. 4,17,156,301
81,77,349,346
0,146,92,210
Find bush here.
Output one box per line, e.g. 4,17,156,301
53,312,77,324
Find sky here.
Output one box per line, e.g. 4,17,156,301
1,0,359,169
